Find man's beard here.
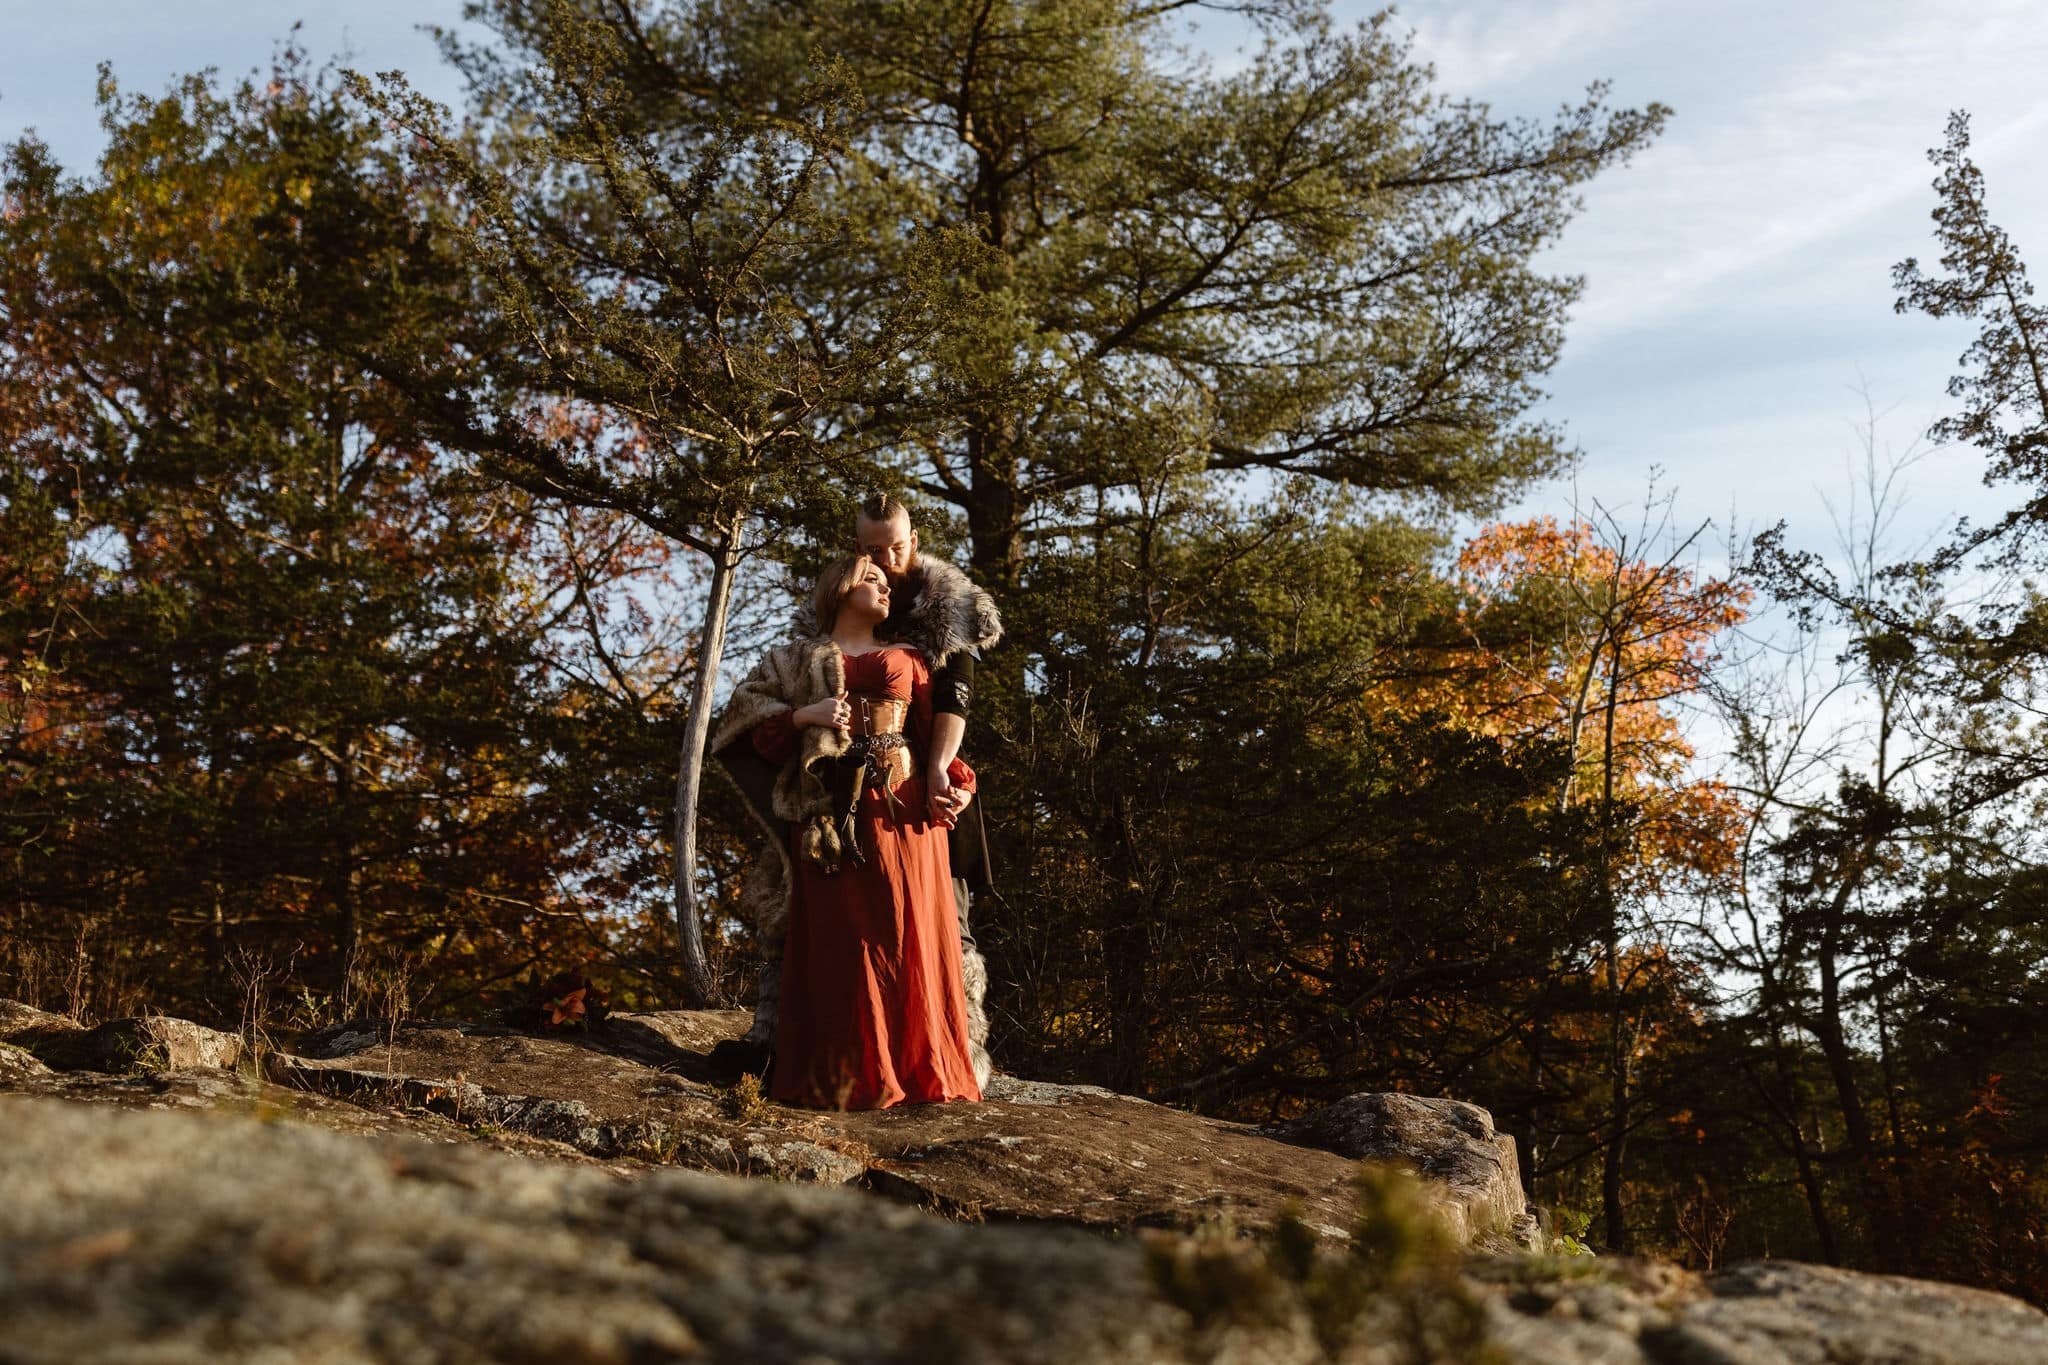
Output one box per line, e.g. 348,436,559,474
880,558,920,635
879,549,918,588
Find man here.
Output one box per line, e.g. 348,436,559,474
712,494,1002,1086
855,494,998,932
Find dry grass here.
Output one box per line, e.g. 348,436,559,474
1147,1165,1503,1363
718,1072,768,1123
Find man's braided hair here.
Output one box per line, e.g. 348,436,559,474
859,491,908,524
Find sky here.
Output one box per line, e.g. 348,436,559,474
1386,0,2048,560
4,0,2046,565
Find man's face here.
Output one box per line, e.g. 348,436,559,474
856,511,918,585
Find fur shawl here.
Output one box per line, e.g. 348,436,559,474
890,556,1002,669
709,637,857,934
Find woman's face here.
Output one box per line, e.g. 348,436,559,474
843,560,891,621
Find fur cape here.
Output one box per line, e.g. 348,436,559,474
708,636,848,937
888,556,1003,667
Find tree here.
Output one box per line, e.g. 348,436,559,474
969,474,1746,1212
1894,112,2048,575
448,0,1666,570
349,2,987,1003
1753,109,2048,1187
986,476,1594,1101
0,57,676,1019
1431,511,1748,1248
1730,369,2048,1286
430,0,1667,1024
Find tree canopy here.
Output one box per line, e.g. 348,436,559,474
9,8,2048,1302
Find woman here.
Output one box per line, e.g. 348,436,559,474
710,554,982,1109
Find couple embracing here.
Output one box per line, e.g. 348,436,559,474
709,495,1000,1110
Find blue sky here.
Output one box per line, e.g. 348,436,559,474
5,1,2045,563
1388,1,2048,558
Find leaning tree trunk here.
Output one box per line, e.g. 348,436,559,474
670,521,743,1008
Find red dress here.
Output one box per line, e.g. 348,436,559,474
751,647,983,1109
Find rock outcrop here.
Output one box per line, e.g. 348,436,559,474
252,1011,1401,1239
1267,1092,1540,1249
5,1093,2045,1365
0,1094,1177,1365
6,1000,2047,1363
0,1000,244,1072
0,1002,1490,1243
0,1039,50,1084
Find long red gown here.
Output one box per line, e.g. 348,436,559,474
751,647,983,1110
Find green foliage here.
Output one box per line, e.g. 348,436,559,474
1343,1167,1498,1364
1148,1168,1498,1362
1679,110,2048,1301
450,0,1668,580
718,1071,768,1123
1145,1219,1294,1336
1893,112,2048,531
1548,1207,1596,1258
0,55,688,1021
353,0,989,556
978,476,1608,1109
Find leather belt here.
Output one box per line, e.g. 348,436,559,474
847,693,913,793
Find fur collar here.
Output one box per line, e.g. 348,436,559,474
789,555,1002,671
890,556,1003,670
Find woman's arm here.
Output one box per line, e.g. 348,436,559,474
792,694,850,731
755,693,850,762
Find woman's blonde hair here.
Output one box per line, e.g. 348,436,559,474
811,553,876,634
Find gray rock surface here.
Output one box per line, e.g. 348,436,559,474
1268,1092,1539,1250
0,1095,1206,1365
1682,1260,2048,1363
4,1095,2045,1365
0,1000,68,1035
0,1040,50,1083
2,1005,244,1073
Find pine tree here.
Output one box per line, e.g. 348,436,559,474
351,4,986,1002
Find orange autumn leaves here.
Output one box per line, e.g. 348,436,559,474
1390,516,1752,887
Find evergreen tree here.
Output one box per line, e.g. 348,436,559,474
352,3,986,1002
0,58,672,1019
450,0,1670,583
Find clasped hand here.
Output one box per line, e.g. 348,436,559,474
793,692,854,732
927,765,972,828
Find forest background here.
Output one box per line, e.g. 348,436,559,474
5,0,2047,1301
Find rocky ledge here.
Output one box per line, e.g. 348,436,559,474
0,1001,1538,1251
3,1000,2045,1364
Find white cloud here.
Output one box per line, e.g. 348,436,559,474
1396,0,1638,92
1450,0,2048,346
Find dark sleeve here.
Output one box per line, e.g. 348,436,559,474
750,710,799,763
931,650,975,718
